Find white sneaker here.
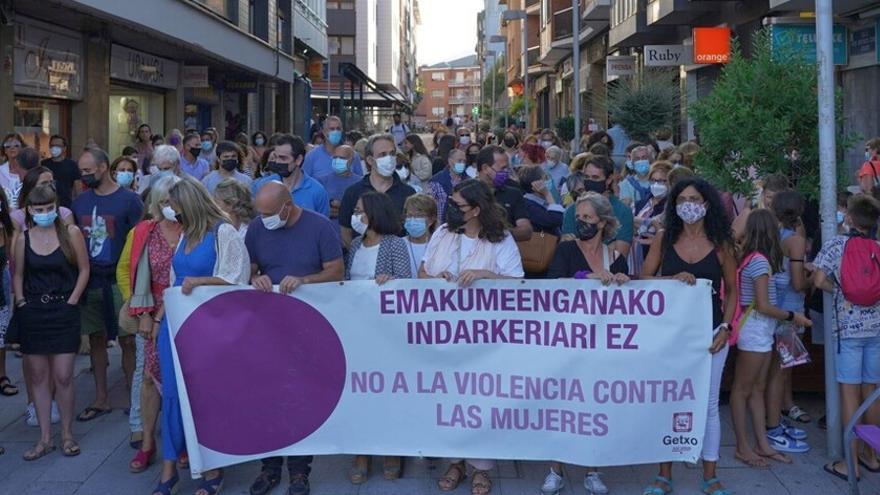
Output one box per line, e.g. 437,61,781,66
584,472,609,494
540,469,565,495
50,401,60,424
25,402,38,427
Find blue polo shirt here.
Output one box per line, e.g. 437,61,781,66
180,155,210,180
303,145,364,180
252,172,330,217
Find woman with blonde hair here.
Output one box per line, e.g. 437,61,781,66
151,177,250,495
213,178,255,238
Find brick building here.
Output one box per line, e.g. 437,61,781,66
415,55,481,130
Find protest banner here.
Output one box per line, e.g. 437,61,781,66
163,279,713,476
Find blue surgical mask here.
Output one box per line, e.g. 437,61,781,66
453,162,466,175
837,210,845,225
332,157,349,174
405,217,428,238
634,159,650,176
33,210,58,228
201,141,213,152
328,130,343,146
116,171,135,187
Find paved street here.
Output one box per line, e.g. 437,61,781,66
0,348,877,495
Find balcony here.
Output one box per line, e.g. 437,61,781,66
528,46,551,75
539,7,574,66
583,0,611,21
449,95,480,105
646,0,716,26
448,79,479,88
526,0,541,14
608,0,675,48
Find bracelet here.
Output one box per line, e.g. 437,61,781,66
573,270,592,280
786,311,795,322
15,299,26,308
152,316,162,323
718,323,731,332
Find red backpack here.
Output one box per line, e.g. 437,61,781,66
837,234,880,307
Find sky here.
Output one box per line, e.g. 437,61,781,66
416,0,481,66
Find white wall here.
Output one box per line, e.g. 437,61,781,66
356,0,378,79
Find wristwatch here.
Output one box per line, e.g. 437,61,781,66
786,311,795,322
718,323,731,332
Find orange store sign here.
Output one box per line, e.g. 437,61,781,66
693,27,731,64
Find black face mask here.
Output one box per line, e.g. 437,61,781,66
268,161,292,178
503,138,516,148
220,159,239,172
445,202,467,231
189,147,202,158
467,153,478,165
576,220,600,241
81,173,100,189
583,179,607,194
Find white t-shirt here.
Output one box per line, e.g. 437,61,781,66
422,228,525,279
404,238,428,277
350,243,380,280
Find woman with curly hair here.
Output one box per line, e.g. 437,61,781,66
639,178,740,495
213,178,255,239
419,178,524,495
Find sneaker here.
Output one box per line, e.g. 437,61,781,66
540,469,564,495
249,470,281,495
766,425,810,453
25,402,38,427
287,474,310,495
584,472,609,494
779,419,807,440
50,401,60,424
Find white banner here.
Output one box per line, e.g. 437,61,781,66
164,279,713,476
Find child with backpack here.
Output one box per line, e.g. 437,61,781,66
814,194,880,481
730,209,812,469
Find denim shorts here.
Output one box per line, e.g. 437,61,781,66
837,336,880,385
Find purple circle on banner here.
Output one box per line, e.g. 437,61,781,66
174,290,346,455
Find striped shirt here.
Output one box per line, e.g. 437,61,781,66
739,254,778,306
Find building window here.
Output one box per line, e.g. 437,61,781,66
456,72,465,82
328,0,354,9
431,72,445,81
432,107,445,117
328,36,355,55
431,90,444,98
249,0,269,41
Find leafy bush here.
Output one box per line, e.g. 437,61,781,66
607,70,679,143
555,116,575,143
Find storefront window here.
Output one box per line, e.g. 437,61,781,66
13,97,65,158
108,87,165,157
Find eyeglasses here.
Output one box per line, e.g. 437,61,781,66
3,142,21,149
447,197,471,210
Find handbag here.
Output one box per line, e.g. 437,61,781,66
516,231,559,274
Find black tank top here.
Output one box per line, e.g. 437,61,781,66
661,244,724,328
24,231,78,297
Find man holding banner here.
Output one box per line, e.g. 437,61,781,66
245,181,344,495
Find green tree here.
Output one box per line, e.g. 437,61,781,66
606,69,678,143
690,28,858,198
555,116,575,143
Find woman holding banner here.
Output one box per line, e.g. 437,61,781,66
639,178,738,495
152,177,250,495
540,191,628,495
116,175,182,474
419,178,524,495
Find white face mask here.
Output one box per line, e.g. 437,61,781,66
650,182,668,198
162,206,178,223
261,205,287,230
375,155,397,177
351,213,369,235
459,136,471,146
50,146,63,158
396,167,410,180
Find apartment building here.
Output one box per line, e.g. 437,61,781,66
415,56,481,130
0,0,327,157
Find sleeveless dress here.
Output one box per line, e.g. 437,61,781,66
19,232,80,354
158,229,217,462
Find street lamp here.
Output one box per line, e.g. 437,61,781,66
489,34,508,129
502,9,528,132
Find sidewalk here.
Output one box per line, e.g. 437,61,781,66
0,348,878,495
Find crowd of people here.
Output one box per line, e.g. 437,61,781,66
0,122,879,495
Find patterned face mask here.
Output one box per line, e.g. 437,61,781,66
676,201,708,225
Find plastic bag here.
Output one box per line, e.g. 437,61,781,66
775,322,811,368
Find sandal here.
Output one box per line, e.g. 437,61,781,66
129,432,143,450
61,438,81,457
641,475,674,495
438,462,466,492
0,376,18,396
783,405,811,423
824,461,858,482
858,454,880,473
129,447,155,473
23,440,55,461
76,406,112,422
734,452,769,469
194,470,224,495
471,469,492,495
349,455,371,485
151,472,180,495
702,477,731,495
383,456,403,480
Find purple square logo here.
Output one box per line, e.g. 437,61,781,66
673,412,693,433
